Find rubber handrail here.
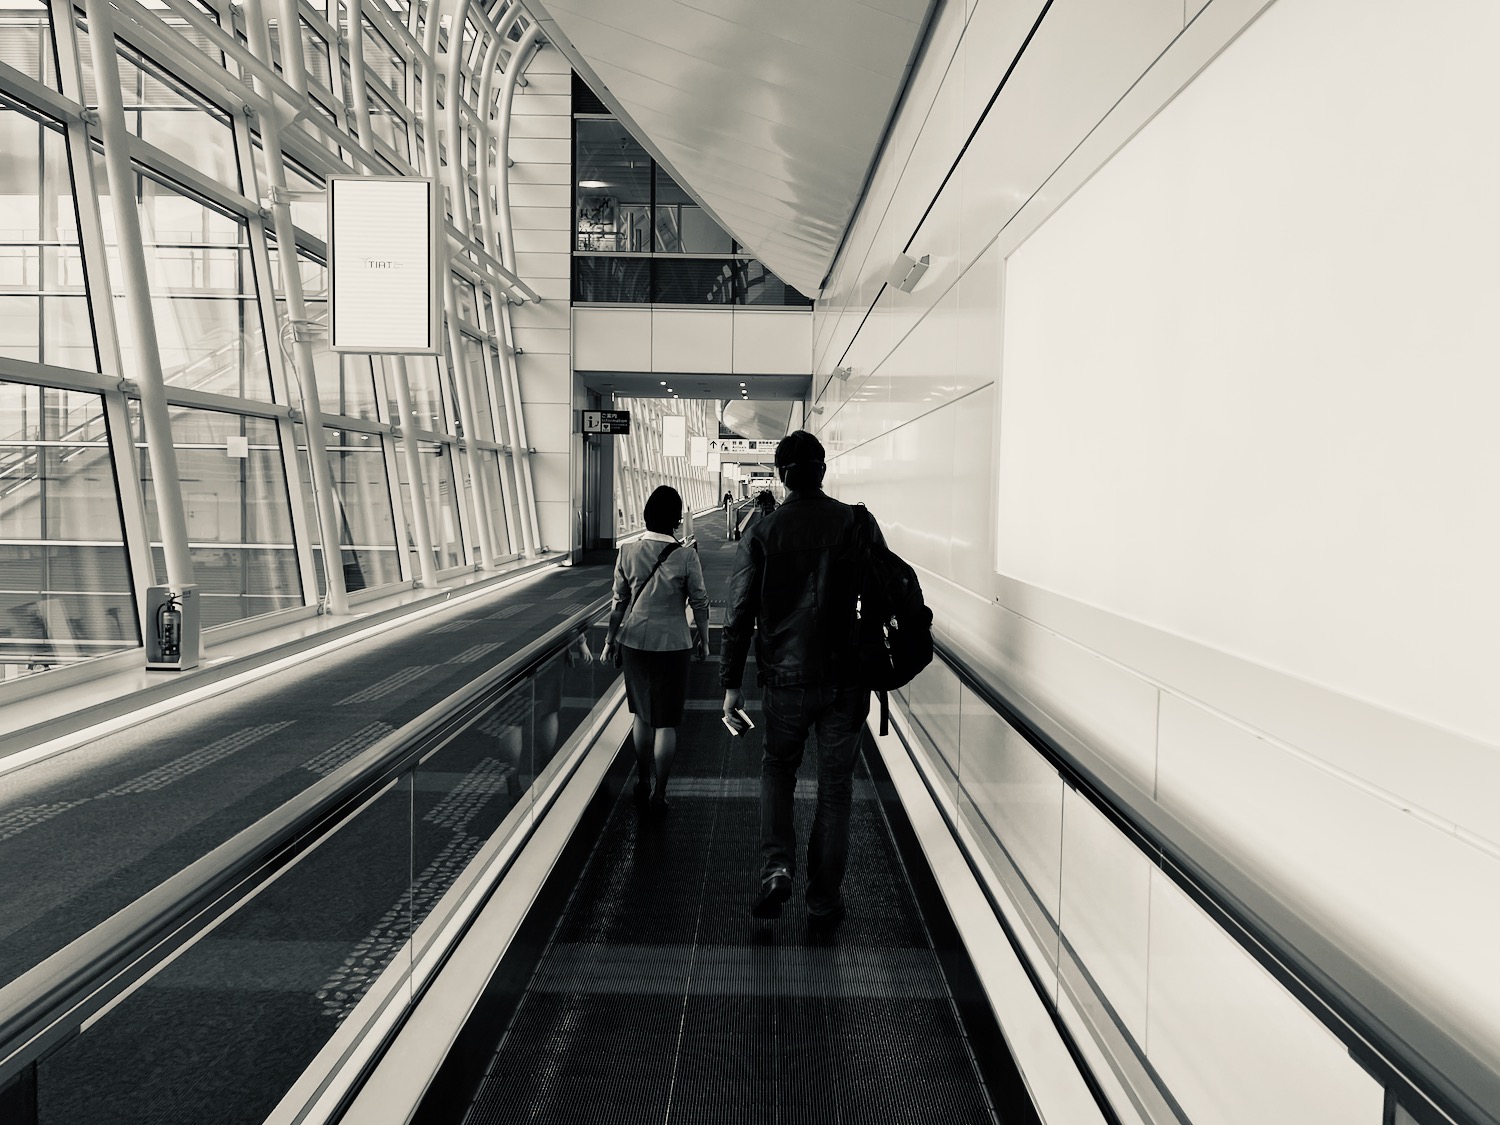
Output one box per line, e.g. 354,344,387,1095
0,595,612,1089
929,635,1499,1125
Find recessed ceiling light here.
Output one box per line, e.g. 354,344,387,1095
578,180,609,189
660,381,666,386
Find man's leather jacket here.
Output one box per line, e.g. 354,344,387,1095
719,488,875,689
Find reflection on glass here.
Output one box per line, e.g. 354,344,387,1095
458,334,494,441
72,29,239,190
35,776,415,1125
0,1,59,88
298,426,402,594
652,258,812,307
0,107,97,369
405,355,448,433
419,440,465,570
412,679,532,944
99,164,273,399
478,448,512,557
137,405,301,624
0,382,137,676
654,166,732,254
572,256,649,303
574,118,651,253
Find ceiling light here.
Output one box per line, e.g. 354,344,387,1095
660,381,666,386
578,180,609,189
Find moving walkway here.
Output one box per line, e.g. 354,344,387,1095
1,532,1490,1125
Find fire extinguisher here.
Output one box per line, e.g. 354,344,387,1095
156,592,182,661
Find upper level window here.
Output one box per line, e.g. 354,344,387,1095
571,76,810,307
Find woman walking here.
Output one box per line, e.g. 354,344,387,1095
600,486,710,818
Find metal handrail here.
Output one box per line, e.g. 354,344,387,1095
927,635,1500,1125
0,594,611,1090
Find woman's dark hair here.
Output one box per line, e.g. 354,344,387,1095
643,485,683,534
774,429,826,491
755,489,776,513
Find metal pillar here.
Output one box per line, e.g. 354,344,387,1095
244,0,350,613
80,0,195,595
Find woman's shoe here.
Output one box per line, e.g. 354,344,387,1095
648,794,670,820
633,779,650,806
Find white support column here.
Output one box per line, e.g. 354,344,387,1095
419,0,496,570
81,0,195,597
48,0,156,627
492,25,544,554
391,357,438,586
244,0,350,614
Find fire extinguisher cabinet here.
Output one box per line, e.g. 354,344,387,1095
145,584,200,671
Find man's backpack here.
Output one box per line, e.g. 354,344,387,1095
849,505,934,733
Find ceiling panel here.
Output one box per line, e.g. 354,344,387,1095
524,0,935,295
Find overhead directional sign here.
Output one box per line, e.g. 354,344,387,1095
582,409,630,434
707,438,778,455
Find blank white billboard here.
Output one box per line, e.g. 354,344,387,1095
328,176,438,354
689,435,708,466
662,414,686,458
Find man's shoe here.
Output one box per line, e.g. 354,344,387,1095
751,869,793,918
807,899,847,931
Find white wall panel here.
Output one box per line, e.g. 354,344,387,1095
573,308,651,371
507,137,570,165
517,358,571,405
513,251,570,280
524,402,573,455
1146,867,1385,1125
948,387,995,594
511,326,570,358
511,296,570,333
513,228,572,255
999,0,1500,746
509,183,572,209
1059,788,1153,1045
509,207,571,230
731,310,811,374
651,309,732,373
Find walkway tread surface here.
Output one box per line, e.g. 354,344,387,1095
461,515,1001,1125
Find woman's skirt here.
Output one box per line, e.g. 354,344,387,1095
621,645,690,728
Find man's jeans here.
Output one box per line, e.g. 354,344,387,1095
760,683,871,914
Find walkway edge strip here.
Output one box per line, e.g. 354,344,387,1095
869,708,1108,1125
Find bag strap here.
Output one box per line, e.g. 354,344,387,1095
622,541,679,628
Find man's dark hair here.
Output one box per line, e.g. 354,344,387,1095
643,485,683,533
774,430,826,490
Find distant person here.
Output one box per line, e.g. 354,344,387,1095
720,430,882,929
601,486,710,819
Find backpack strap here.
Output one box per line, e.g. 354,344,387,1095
622,541,679,628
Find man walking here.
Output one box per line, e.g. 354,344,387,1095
720,430,877,929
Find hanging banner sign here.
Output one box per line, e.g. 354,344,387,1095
707,451,721,472
328,176,440,354
720,462,739,481
662,414,687,458
689,435,708,466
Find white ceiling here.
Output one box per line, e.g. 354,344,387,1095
524,0,935,296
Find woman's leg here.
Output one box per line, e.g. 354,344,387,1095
632,715,654,799
652,726,677,798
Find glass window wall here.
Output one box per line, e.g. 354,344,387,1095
572,95,810,306
0,102,97,370
137,405,301,626
0,381,136,676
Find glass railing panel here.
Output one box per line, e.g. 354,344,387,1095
953,682,1065,994
34,775,415,1125
1142,866,1385,1125
904,660,962,799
